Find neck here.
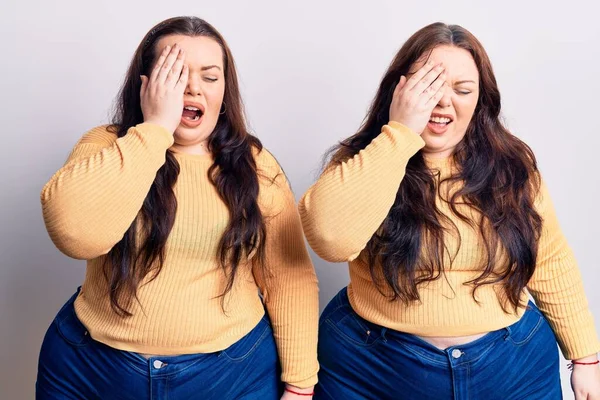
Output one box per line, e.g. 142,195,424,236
422,148,454,159
171,141,211,156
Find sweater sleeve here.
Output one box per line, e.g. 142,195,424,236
41,123,174,260
252,149,320,388
527,178,600,359
298,122,425,263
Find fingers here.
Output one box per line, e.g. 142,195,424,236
140,75,148,97
155,44,181,84
175,64,189,92
392,76,406,102
429,72,446,93
405,60,438,91
150,45,171,82
398,75,407,90
423,72,447,105
424,81,447,108
412,64,445,95
404,60,435,90
165,49,186,88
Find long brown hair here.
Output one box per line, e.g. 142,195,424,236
329,22,542,311
107,16,266,316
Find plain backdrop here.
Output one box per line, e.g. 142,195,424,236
2,0,599,398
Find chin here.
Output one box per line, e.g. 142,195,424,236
423,137,450,151
173,130,205,144
175,123,210,137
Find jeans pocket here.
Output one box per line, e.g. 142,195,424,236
221,316,272,363
506,302,544,346
55,292,91,348
325,305,386,348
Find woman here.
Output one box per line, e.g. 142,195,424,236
300,22,600,399
37,16,318,399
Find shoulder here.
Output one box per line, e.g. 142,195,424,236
252,145,295,213
76,124,119,148
253,145,282,174
252,145,289,188
62,125,119,164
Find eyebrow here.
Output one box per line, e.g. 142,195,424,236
201,65,222,71
454,80,477,85
403,72,477,85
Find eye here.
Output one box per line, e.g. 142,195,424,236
204,77,218,82
455,90,471,95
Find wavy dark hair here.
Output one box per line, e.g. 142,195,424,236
106,16,265,316
328,22,543,312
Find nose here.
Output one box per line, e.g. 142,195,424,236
185,76,203,97
438,85,452,108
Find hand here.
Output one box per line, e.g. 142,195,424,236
140,43,189,134
571,355,600,400
389,60,446,135
280,384,314,399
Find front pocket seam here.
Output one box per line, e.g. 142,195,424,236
508,314,544,346
325,319,383,348
221,322,271,363
318,303,354,329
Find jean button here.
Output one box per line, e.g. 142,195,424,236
153,360,164,369
451,349,462,359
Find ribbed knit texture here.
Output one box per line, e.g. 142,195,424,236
41,123,319,387
299,121,599,360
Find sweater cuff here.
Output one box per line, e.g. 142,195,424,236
384,121,426,153
558,333,600,360
285,373,318,389
133,122,175,150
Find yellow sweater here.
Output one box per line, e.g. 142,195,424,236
41,123,319,387
299,121,599,360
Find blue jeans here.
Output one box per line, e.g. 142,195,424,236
315,287,561,400
36,289,282,399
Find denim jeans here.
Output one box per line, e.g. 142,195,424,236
36,289,282,399
315,287,561,400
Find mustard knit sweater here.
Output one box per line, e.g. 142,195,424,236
41,123,320,387
299,121,599,360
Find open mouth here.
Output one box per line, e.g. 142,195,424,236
182,105,204,121
427,114,453,134
428,115,453,126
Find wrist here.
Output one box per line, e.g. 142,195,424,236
573,354,599,363
143,119,176,134
568,354,599,371
388,119,419,135
284,384,315,395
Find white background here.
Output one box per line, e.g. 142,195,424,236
2,0,599,398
